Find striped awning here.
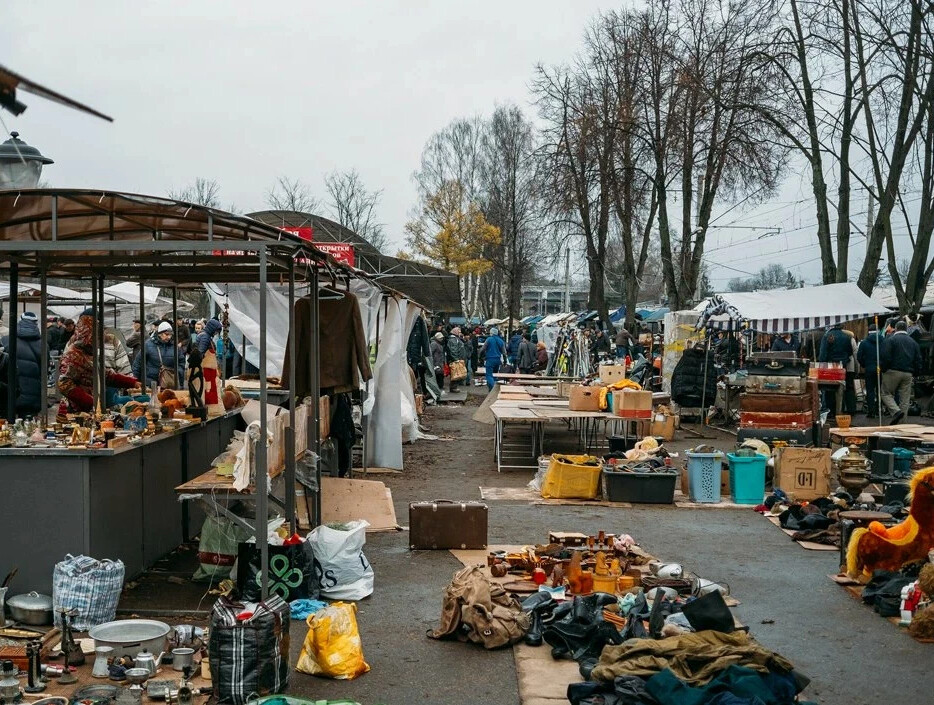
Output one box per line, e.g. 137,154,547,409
696,283,890,333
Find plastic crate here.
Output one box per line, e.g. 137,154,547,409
685,451,723,503
541,454,602,499
892,447,915,476
726,453,767,505
602,468,677,504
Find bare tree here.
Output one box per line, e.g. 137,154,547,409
266,176,319,213
324,169,388,252
169,177,221,208
480,105,542,334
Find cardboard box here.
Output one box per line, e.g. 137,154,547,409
569,385,602,411
598,363,628,384
651,413,676,441
557,380,575,398
613,389,653,418
775,447,831,500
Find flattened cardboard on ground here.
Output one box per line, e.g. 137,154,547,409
321,476,399,531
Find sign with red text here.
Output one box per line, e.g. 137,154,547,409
279,226,355,266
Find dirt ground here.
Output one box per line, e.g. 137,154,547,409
292,389,933,705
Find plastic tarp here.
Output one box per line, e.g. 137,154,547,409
695,283,890,333
663,310,706,394
873,282,934,312
366,296,404,469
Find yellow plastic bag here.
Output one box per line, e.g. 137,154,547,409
295,601,371,680
540,454,602,499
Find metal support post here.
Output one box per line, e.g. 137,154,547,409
256,246,269,598
310,268,321,526
98,277,106,406
285,259,297,532
7,261,18,422
172,288,179,388
39,271,48,419
91,280,99,410
139,282,146,388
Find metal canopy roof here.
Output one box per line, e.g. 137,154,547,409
0,189,328,286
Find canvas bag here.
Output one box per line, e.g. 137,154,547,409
52,554,125,630
157,346,177,389
209,595,290,705
427,565,529,649
449,359,467,382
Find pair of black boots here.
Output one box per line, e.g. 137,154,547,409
521,592,622,679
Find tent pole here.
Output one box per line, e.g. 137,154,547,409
139,282,146,390
700,333,710,426
876,316,883,426
98,277,106,406
285,259,296,533
257,246,269,599
172,288,179,387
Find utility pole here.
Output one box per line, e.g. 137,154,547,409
564,248,571,311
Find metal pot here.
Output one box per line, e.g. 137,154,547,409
6,591,53,625
88,619,171,659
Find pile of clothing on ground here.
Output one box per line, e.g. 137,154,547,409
861,562,934,639
754,489,909,547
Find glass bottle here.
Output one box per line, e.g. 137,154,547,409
12,419,28,447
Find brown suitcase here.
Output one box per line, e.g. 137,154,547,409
740,411,813,428
409,500,488,550
739,392,811,413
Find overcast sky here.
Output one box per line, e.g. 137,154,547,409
1,1,910,293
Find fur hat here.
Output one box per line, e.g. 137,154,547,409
157,321,173,334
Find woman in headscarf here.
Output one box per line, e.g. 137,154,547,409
446,327,467,393
192,319,223,405
532,341,549,372
58,313,139,411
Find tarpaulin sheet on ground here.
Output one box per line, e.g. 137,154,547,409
696,283,889,333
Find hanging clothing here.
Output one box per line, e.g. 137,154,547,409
1,314,44,415
282,292,373,396
329,393,355,477
407,316,431,370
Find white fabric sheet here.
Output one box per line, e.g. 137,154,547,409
366,296,404,469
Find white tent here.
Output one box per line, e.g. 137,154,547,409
696,283,890,333
872,282,934,312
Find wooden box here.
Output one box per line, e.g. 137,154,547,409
409,500,488,550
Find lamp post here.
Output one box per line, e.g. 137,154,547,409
0,132,53,189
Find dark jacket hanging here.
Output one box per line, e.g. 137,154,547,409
282,292,373,396
671,346,717,408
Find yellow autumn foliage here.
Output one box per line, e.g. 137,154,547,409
404,179,501,275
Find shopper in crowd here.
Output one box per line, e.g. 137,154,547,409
463,330,476,385
58,318,75,351
880,320,923,424
842,329,859,415
125,319,143,363
480,326,506,390
134,321,186,389
857,324,883,415
46,317,64,352
770,332,798,353
59,312,138,411
175,316,192,354
446,327,467,393
517,333,536,374
1,312,45,416
430,332,445,392
593,328,611,357
193,319,205,335
104,330,133,377
615,328,633,360
533,341,549,372
507,329,522,366
906,314,926,342
818,323,854,420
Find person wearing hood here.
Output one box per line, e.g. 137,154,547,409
533,341,549,372
58,313,139,411
1,312,46,415
133,321,186,390
193,318,222,405
507,329,522,366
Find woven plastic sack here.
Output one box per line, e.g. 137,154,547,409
209,595,290,705
540,454,602,499
194,515,250,582
296,602,370,680
52,554,125,630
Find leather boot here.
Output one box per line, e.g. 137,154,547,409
521,592,555,647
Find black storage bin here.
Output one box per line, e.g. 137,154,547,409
737,427,812,446
607,435,638,454
602,468,677,504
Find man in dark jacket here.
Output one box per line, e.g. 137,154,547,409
430,332,446,392
880,320,922,423
125,319,143,363
770,333,798,353
517,333,536,374
857,326,883,414
818,324,853,419
1,312,45,415
507,330,522,366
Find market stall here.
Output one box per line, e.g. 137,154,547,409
0,189,328,597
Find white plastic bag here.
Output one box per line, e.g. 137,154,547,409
307,520,374,600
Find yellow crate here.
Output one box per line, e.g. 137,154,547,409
541,454,602,499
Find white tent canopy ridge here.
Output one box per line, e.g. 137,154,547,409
695,283,890,333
